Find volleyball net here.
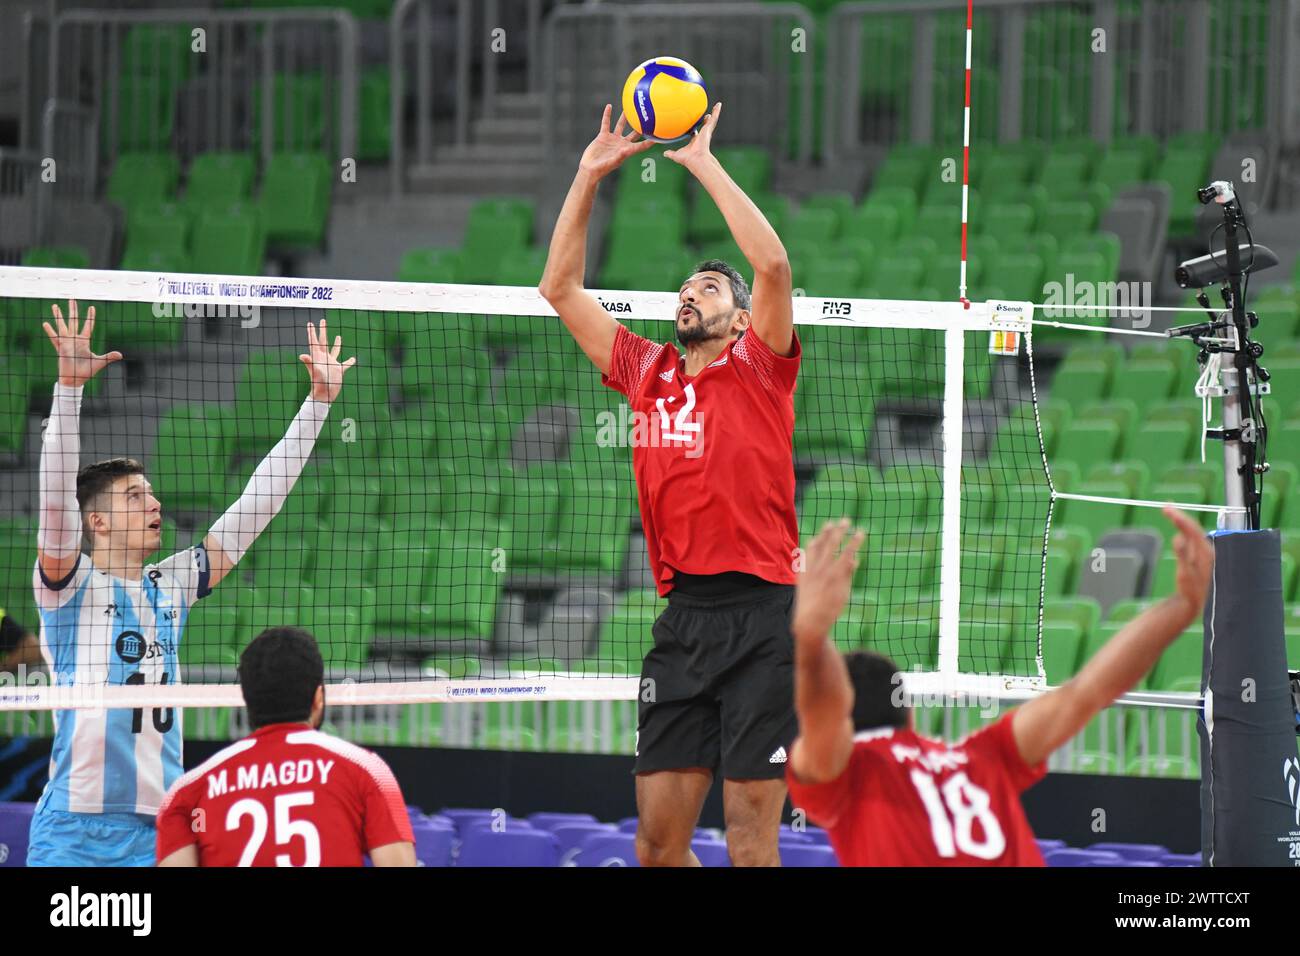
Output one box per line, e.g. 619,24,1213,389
0,264,1247,721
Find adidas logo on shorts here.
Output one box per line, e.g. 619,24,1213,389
769,746,788,765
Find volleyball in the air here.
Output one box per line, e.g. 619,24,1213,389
621,56,709,143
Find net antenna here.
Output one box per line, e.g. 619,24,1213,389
1170,180,1278,531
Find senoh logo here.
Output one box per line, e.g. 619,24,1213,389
115,631,146,664
821,301,852,316
598,299,633,313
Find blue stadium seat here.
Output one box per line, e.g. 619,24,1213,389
779,843,839,867
455,828,559,867
411,819,454,867
574,832,640,866
1044,848,1124,867
0,802,35,867
527,811,599,831
1087,841,1169,861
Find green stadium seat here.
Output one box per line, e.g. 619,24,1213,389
233,349,308,454
1155,144,1212,237
1093,139,1156,196
1044,546,1073,597
107,152,181,208
842,202,902,244
181,592,240,667
785,206,840,245
458,198,534,282
20,246,91,270
1125,420,1195,481
1150,628,1202,692
596,592,663,667
191,202,264,274
1054,419,1122,470
151,405,231,512
1042,620,1083,683
114,76,177,152
1085,460,1150,498
1038,201,1097,244
253,74,326,152
358,67,392,161
399,248,460,283
183,152,256,210
258,153,331,248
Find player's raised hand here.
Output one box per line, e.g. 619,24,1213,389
42,300,122,388
578,105,653,180
792,518,866,647
663,101,721,171
299,317,357,404
1164,506,1213,620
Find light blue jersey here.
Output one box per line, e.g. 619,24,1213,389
32,545,210,816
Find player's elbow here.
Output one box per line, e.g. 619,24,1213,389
754,253,791,283
538,279,579,303
370,841,417,867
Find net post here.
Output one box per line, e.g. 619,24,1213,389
936,318,966,676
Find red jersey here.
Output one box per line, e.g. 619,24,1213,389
602,324,801,596
156,723,414,867
786,713,1047,866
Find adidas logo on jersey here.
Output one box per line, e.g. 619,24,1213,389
769,746,788,764
659,368,675,383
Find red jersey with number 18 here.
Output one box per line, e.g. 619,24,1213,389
601,324,801,596
786,713,1047,866
156,723,414,866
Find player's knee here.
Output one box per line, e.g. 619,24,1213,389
636,828,690,867
725,824,780,867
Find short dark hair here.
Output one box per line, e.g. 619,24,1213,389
238,627,325,729
845,651,909,731
691,259,752,312
76,458,146,513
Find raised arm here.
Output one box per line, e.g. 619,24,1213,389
37,301,122,585
664,103,794,356
202,319,354,590
1012,508,1214,767
789,520,866,784
538,105,652,375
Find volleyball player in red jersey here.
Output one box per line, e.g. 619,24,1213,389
785,509,1214,866
156,628,415,867
540,103,798,866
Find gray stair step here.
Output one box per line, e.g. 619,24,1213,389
472,115,544,147
491,93,545,121
432,142,546,164
407,160,544,194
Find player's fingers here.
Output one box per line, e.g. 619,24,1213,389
331,335,342,359
68,299,79,325
613,111,627,136
42,322,59,350
839,529,866,566
342,356,357,371
806,522,833,565
82,310,95,342
599,104,612,133
821,518,849,562
97,350,123,365
633,138,654,154
1164,506,1202,542
299,354,312,370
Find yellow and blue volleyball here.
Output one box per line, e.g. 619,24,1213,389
621,56,709,143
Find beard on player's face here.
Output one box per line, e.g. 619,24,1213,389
675,304,738,345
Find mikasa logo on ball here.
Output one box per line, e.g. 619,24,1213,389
637,89,650,122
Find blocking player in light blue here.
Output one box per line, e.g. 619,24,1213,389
27,300,355,866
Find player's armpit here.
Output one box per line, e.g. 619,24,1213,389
788,726,853,786
369,841,417,867
201,533,236,590
1010,684,1092,768
157,844,199,867
540,286,620,376
748,259,795,358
